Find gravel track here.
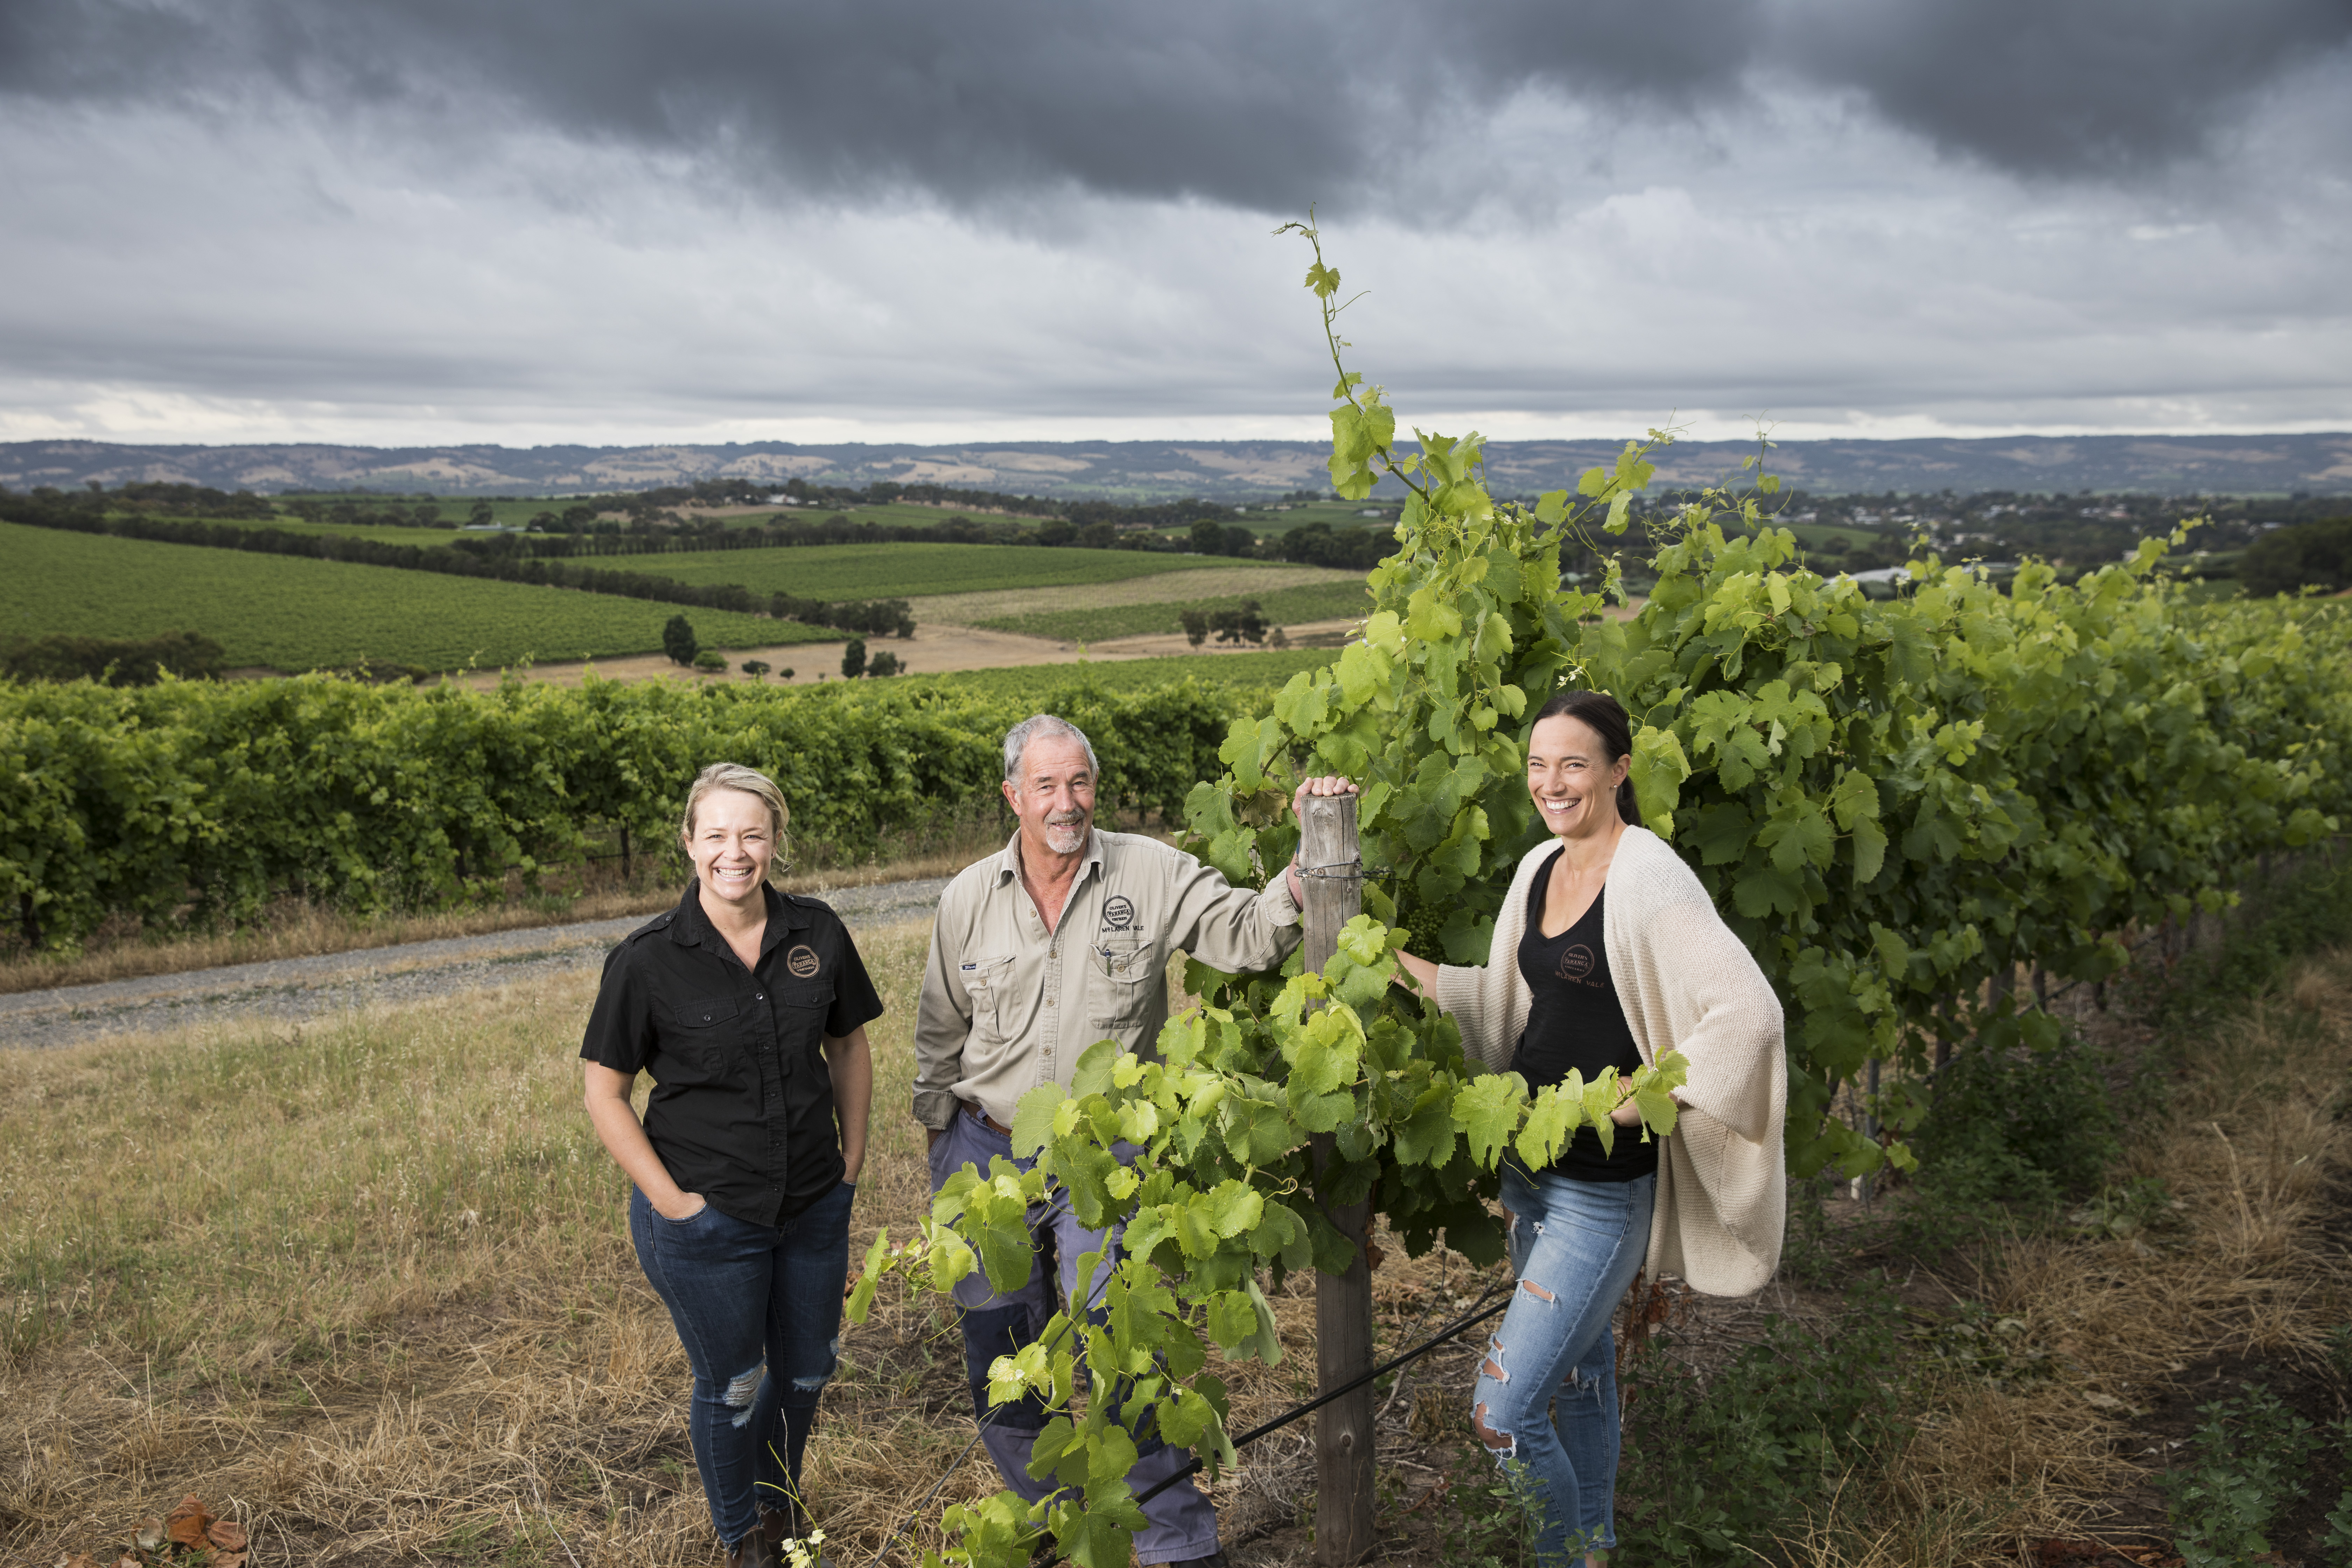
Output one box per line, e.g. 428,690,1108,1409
0,878,952,1051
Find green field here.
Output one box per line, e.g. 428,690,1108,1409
1784,522,1885,549
624,541,1225,600
906,648,1338,699
0,522,813,672
972,580,1371,642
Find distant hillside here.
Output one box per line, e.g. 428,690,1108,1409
5,433,2348,500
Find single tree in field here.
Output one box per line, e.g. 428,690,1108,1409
778,667,795,681
1178,609,1210,649
1189,519,1225,556
468,500,496,527
867,650,903,678
692,650,727,673
662,614,699,666
1269,625,1290,649
741,659,771,679
841,637,867,679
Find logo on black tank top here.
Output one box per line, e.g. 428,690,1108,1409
1558,944,1596,983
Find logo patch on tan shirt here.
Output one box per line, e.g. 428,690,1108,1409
1102,895,1137,930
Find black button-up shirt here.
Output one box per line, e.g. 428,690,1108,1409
581,881,884,1226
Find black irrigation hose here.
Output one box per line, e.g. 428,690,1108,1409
1130,1280,1512,1510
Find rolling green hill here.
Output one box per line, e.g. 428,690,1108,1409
0,522,811,673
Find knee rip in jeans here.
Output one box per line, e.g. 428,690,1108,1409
1479,1332,1509,1385
723,1364,763,1429
790,1336,841,1394
1471,1398,1516,1456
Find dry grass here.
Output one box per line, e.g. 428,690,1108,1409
1776,945,2352,1567
0,913,1493,1566
5,920,2345,1565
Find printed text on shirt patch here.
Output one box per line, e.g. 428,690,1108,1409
1557,944,1596,983
786,945,821,979
1102,895,1137,930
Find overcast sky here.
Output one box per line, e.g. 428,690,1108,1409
3,0,2348,446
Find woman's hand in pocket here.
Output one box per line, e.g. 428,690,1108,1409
653,1191,708,1222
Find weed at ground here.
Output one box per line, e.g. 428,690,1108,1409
1615,1280,1911,1567
1899,1011,2120,1254
2160,1383,2322,1566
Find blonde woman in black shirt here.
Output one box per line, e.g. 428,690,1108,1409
583,764,882,1568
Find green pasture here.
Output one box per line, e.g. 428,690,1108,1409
1784,522,1886,549
1182,498,1401,538
622,541,1221,600
0,522,812,673
973,580,1371,643
227,514,462,547
906,649,1338,700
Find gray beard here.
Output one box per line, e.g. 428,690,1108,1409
1043,821,1085,854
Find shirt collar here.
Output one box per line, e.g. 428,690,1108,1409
992,826,1106,887
669,880,803,952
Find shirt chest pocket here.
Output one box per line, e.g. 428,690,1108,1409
772,982,835,1070
665,995,740,1077
1088,933,1158,1028
959,957,1013,1042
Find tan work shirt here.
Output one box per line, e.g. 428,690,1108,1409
913,828,1303,1130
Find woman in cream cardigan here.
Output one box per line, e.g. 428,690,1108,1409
1392,689,1785,1566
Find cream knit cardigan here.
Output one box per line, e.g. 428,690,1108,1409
1433,826,1787,1296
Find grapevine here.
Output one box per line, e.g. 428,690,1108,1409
847,218,2352,1568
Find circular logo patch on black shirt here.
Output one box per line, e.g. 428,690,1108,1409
1558,944,1596,983
1102,895,1137,930
786,945,821,979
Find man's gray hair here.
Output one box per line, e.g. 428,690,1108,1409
1002,713,1100,785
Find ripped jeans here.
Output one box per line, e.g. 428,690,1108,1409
929,1106,1219,1567
1472,1161,1655,1563
630,1181,854,1548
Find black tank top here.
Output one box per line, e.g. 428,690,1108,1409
1508,847,1658,1182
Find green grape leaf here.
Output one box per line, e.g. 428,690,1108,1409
846,1225,890,1325
1011,1083,1066,1158
1514,1079,1587,1168
1451,1073,1527,1169
1206,1288,1256,1350
1392,1086,1458,1168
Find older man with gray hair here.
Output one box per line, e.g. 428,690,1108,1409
915,712,1354,1568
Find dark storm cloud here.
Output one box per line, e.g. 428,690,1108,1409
1771,0,2352,176
0,0,1756,212
6,0,2343,209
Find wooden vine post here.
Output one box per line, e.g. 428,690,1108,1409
1298,790,1376,1566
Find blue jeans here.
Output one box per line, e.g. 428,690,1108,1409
1472,1162,1656,1563
930,1107,1219,1566
630,1181,854,1548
